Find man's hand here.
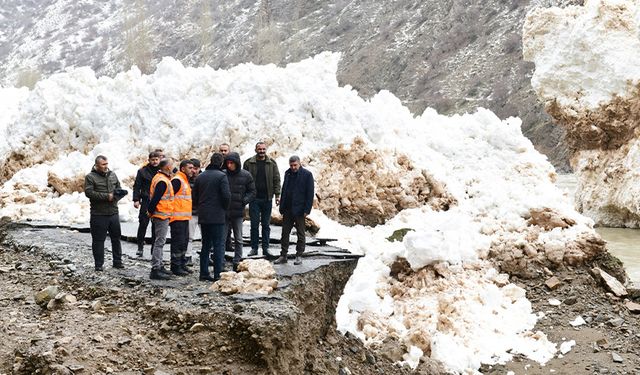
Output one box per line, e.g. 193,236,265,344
275,197,280,205
133,201,140,209
108,193,114,202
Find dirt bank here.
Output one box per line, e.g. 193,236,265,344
484,253,640,374
0,220,444,374
1,219,638,374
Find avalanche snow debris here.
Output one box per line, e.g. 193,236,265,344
0,52,604,373
524,0,640,228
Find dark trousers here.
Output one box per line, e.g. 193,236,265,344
249,199,272,252
136,197,155,248
280,213,306,256
200,223,225,279
90,213,122,268
170,220,189,269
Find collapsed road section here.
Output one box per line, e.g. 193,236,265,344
0,219,446,374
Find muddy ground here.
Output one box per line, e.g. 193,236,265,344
1,220,639,374
482,255,640,375
0,221,445,375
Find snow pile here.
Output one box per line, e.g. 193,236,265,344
0,52,600,372
523,0,640,227
349,260,556,371
523,0,640,110
210,259,278,295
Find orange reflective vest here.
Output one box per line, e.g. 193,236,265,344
149,172,174,220
170,171,192,222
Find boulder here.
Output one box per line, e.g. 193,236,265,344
591,267,627,297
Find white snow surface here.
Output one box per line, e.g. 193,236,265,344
523,0,640,110
559,340,576,354
0,52,595,373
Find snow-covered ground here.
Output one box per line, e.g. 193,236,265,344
0,52,600,373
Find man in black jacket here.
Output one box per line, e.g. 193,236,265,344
274,155,314,266
224,152,256,271
84,155,124,271
132,151,161,256
193,153,230,281
186,158,201,266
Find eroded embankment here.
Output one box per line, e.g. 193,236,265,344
0,219,437,374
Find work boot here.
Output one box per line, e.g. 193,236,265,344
248,248,258,257
171,266,189,276
150,268,171,280
273,255,288,264
184,256,193,267
293,256,302,265
199,275,215,282
113,263,125,269
136,245,144,257
263,250,275,260
95,266,104,272
159,267,172,276
182,265,194,274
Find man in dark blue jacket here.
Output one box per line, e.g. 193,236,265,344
274,155,314,265
193,153,231,281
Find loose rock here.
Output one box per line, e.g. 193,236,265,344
624,301,640,314
545,276,561,290
612,352,624,363
608,318,625,327
190,323,205,333
592,268,627,297
35,285,59,306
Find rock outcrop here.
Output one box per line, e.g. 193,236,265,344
524,0,640,227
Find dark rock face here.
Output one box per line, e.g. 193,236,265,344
0,0,583,170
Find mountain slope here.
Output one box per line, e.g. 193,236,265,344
0,0,581,170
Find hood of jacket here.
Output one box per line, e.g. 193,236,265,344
224,152,242,175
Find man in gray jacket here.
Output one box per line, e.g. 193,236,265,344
84,155,124,271
243,142,280,258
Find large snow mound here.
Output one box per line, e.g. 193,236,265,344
523,0,640,111
524,0,640,227
0,52,601,372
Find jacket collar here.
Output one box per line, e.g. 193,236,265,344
249,155,272,163
91,167,110,176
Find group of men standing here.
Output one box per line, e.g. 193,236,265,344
83,142,315,282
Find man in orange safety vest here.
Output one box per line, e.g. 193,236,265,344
147,158,175,280
169,160,195,276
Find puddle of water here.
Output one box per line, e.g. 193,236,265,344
557,174,640,283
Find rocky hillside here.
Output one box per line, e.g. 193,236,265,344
0,0,581,170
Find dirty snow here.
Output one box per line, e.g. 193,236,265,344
0,52,598,373
523,0,640,110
